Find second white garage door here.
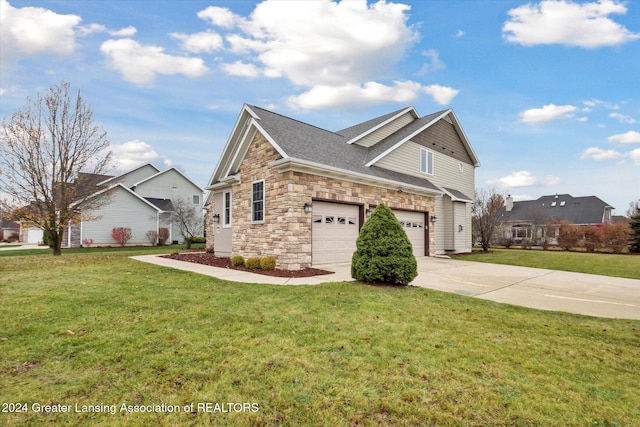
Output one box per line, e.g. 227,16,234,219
311,201,360,265
392,210,426,257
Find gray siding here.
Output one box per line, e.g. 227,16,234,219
133,169,203,205
103,164,158,188
354,111,415,147
82,188,158,245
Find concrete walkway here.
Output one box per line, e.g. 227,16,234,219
130,255,640,320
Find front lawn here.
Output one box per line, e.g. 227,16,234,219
458,248,640,280
1,250,639,426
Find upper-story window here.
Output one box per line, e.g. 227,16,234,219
192,194,200,205
420,148,434,175
223,191,232,226
252,180,264,222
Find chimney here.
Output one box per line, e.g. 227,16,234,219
505,195,513,212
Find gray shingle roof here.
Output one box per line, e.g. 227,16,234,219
144,198,175,211
500,194,613,225
335,107,412,140
247,105,441,193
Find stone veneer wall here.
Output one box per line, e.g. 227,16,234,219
207,132,436,270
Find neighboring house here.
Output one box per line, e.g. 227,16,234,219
1,219,21,242
63,163,204,247
205,104,480,270
498,194,614,244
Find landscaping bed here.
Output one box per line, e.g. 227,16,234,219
162,252,334,278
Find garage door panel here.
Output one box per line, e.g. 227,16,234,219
392,210,426,257
312,202,359,265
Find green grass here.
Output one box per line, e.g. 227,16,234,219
0,243,205,258
457,248,640,280
1,250,639,426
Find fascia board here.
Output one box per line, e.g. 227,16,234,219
270,158,442,197
345,106,418,145
133,168,204,192
365,109,452,167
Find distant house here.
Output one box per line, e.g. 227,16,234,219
205,104,480,270
499,193,614,244
61,163,204,247
1,219,20,242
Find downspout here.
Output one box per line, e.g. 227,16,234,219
156,212,160,245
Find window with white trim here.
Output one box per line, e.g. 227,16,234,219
223,191,232,226
420,148,434,175
252,180,264,222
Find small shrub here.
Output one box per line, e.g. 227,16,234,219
603,222,631,254
82,238,94,247
158,228,169,245
260,256,276,271
245,257,262,270
145,230,158,245
231,255,245,266
582,225,603,253
111,227,132,247
191,236,206,243
351,204,417,285
557,221,580,251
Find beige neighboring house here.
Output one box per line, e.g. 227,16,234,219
205,104,480,270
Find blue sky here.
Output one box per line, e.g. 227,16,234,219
1,0,639,214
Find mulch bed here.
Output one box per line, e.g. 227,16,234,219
161,252,335,278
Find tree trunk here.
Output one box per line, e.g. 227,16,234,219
50,231,63,256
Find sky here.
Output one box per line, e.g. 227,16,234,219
1,0,639,215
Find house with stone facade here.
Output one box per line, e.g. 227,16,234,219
205,104,480,270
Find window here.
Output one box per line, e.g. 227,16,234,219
252,181,264,222
560,201,566,206
420,148,434,175
192,194,200,205
551,201,557,207
223,191,232,226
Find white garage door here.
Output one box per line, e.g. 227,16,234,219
392,210,426,257
26,227,43,244
312,202,360,265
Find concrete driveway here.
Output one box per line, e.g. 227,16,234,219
132,255,640,320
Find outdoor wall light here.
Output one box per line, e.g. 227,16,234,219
212,214,220,223
458,224,464,232
430,216,438,223
304,203,313,214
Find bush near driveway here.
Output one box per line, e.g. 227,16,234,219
351,204,417,285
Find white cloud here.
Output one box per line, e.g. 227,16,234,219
454,29,465,38
170,31,223,53
221,61,260,78
629,148,640,166
100,38,208,84
197,6,240,29
608,112,637,124
419,49,445,73
288,81,423,110
196,0,443,109
110,140,173,171
488,171,538,187
0,0,80,65
423,84,459,105
519,104,578,124
580,147,624,161
78,24,136,37
608,131,640,144
503,0,640,48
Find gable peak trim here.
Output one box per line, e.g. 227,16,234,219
345,106,418,145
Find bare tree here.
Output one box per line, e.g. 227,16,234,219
472,188,504,252
171,197,204,249
0,81,113,255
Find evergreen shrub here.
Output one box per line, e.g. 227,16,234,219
351,204,417,285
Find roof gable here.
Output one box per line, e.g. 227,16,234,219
73,183,162,212
98,163,161,187
131,167,203,192
208,104,479,196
